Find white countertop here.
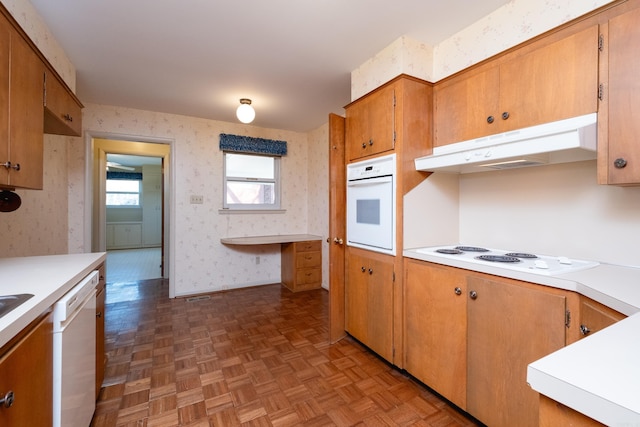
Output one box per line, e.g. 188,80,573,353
404,248,640,426
221,234,323,245
0,252,106,349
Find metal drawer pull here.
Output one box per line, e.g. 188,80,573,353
454,287,462,295
0,390,15,408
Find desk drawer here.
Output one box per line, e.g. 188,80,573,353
296,268,321,285
296,251,321,268
297,240,321,252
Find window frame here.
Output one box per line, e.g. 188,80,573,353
223,152,281,211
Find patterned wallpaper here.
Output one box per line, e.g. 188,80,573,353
1,0,76,90
0,135,70,258
351,0,614,99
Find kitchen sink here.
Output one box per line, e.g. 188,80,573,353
0,294,34,319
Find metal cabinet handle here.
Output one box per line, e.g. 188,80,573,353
502,111,510,120
454,287,462,295
0,390,15,408
63,113,73,122
580,324,591,336
96,311,102,318
469,290,478,300
487,116,494,124
362,142,366,149
333,237,343,245
361,266,366,273
1,162,19,171
614,158,627,169
368,268,373,275
368,139,373,146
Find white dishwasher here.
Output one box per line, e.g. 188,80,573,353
52,270,98,427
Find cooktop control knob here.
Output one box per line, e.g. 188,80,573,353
558,256,572,265
534,260,549,269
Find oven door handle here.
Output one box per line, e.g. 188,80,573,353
347,175,393,187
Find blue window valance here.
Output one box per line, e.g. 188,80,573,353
106,171,142,180
219,133,287,156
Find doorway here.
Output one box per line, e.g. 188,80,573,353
90,137,172,293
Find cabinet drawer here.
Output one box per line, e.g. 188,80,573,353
296,268,321,285
296,251,320,268
297,240,321,252
43,71,83,136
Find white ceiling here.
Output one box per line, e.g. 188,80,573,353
29,0,510,132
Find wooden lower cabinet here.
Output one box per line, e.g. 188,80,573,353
467,275,566,427
404,258,569,427
578,295,626,339
404,259,468,409
0,312,53,426
345,247,394,362
281,240,322,292
539,395,605,427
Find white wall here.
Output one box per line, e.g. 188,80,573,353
458,161,640,267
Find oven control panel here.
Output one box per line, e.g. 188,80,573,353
347,153,396,180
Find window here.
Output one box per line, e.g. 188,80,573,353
106,179,141,207
223,152,280,210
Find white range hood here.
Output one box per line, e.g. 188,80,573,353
415,113,597,174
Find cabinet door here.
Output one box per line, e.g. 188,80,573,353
7,28,44,190
346,84,395,161
0,313,53,426
467,277,566,427
345,248,394,362
579,296,625,338
404,260,467,409
434,67,500,147
43,70,82,136
0,17,9,186
499,25,599,132
603,8,640,185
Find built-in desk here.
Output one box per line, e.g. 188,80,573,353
221,234,323,292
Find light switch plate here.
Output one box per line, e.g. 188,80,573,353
190,195,203,204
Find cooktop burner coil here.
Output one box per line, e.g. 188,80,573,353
505,252,538,259
455,246,489,252
476,255,521,263
435,249,464,255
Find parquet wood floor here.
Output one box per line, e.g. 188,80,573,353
91,279,480,427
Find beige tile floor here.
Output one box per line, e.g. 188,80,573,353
107,248,162,283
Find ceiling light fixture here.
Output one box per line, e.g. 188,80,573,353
236,98,255,124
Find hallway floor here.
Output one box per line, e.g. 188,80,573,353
90,280,479,426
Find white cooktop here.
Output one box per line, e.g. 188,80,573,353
415,245,599,276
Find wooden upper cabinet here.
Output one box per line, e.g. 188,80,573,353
0,16,10,187
499,25,599,131
346,84,395,161
434,67,500,147
435,25,599,148
2,21,45,190
44,70,83,137
599,7,640,185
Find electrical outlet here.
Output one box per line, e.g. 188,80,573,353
255,256,260,265
190,195,203,204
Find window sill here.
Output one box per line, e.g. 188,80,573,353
218,209,286,215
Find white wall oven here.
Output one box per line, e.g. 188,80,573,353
347,153,396,255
